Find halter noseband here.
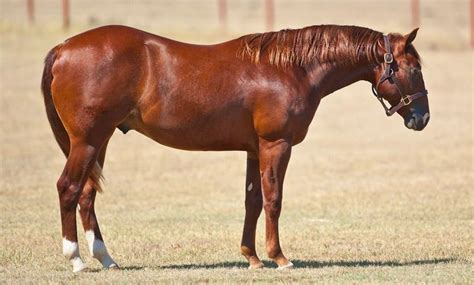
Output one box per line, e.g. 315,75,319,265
372,35,428,116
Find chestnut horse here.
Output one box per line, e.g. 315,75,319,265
41,25,429,272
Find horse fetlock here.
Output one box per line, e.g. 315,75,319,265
240,245,256,257
62,238,87,272
241,247,264,269
248,259,265,269
62,238,79,258
266,246,284,260
85,230,117,268
268,251,292,268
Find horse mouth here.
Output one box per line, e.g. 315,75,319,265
405,112,430,131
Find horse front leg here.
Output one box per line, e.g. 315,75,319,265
241,152,264,269
258,138,293,269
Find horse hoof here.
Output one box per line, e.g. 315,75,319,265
106,264,120,270
71,260,88,273
72,266,89,273
248,262,265,269
277,261,294,270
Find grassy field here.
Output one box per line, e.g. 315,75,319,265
1,1,473,284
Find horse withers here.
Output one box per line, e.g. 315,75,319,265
41,25,429,272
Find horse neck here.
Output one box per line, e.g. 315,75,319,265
306,61,376,98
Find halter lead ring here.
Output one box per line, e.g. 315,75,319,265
372,35,428,116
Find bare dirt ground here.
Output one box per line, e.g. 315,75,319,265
1,0,473,283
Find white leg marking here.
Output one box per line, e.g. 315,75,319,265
62,238,87,272
85,230,117,269
247,182,253,192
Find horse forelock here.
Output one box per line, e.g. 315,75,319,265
239,25,383,68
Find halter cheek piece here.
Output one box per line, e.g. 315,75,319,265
371,35,428,116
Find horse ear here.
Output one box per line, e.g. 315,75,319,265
404,28,419,47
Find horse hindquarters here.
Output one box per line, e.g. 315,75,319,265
42,44,124,272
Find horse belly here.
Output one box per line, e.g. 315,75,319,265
129,106,257,152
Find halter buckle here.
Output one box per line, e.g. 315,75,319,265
384,53,393,64
401,96,412,105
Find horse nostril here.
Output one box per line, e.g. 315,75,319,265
406,118,415,129
412,113,430,130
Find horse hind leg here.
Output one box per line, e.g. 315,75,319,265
78,142,118,270
57,140,106,272
79,182,118,270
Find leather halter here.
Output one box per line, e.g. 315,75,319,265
372,35,428,116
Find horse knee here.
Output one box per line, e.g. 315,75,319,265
56,174,69,194
263,199,281,217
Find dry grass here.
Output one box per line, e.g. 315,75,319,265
1,1,473,283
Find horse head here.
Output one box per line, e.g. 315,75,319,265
372,28,430,131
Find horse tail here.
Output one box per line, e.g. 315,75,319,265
41,45,104,192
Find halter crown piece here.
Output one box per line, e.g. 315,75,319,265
371,35,428,116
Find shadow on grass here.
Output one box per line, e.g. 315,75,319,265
291,258,458,268
120,265,146,271
77,266,145,273
157,258,458,270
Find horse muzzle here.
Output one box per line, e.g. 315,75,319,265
405,112,430,131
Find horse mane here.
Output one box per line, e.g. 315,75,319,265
239,25,384,68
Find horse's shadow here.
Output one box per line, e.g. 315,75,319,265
150,258,457,270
